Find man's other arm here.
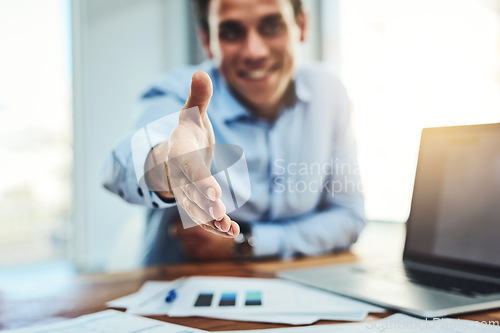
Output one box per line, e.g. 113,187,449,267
250,96,366,258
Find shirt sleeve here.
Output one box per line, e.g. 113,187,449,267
102,90,185,209
251,198,365,258
251,88,366,259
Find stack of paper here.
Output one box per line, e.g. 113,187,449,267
107,276,385,325
217,313,500,333
6,310,499,333
3,310,206,333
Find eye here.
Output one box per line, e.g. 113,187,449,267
259,17,285,36
219,23,246,42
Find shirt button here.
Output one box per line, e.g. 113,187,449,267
152,202,159,208
137,187,144,197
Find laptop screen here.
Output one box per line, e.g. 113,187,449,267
405,123,500,270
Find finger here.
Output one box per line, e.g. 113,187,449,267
183,71,213,116
200,223,232,238
212,212,232,233
180,181,226,221
176,191,214,226
228,220,240,237
200,215,240,238
167,152,222,202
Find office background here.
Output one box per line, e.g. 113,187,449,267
0,0,499,274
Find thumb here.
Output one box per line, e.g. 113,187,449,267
183,71,213,116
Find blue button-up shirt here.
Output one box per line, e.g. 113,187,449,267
103,61,366,265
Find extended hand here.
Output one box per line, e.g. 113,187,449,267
166,72,240,238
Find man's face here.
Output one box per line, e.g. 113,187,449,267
202,0,306,114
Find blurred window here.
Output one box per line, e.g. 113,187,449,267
0,0,72,264
323,0,500,222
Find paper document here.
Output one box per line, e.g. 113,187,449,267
217,313,500,333
107,276,384,325
168,276,383,316
108,280,178,315
205,311,367,325
3,310,206,333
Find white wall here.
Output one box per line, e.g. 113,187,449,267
71,0,191,272
301,0,323,63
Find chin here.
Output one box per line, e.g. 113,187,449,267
248,99,269,109
244,92,274,106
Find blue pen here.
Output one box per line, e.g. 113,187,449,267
164,277,185,303
165,289,177,303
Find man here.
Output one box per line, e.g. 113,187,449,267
103,0,365,264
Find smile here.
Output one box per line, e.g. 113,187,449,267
246,70,268,79
239,67,277,81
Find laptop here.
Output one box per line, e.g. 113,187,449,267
278,123,500,318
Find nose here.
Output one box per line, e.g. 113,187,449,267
241,29,270,62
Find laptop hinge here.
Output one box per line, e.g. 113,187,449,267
403,259,500,284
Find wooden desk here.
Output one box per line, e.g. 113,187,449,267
1,222,500,331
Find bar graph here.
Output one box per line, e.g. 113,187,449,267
193,290,263,308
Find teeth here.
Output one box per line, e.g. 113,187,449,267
247,70,267,79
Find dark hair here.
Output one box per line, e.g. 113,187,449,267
192,0,303,33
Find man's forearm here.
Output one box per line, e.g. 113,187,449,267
144,141,175,200
251,201,366,258
103,137,175,208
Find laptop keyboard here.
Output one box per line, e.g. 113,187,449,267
379,266,500,297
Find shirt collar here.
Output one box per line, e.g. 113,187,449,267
208,63,311,124
210,66,252,124
294,68,312,103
